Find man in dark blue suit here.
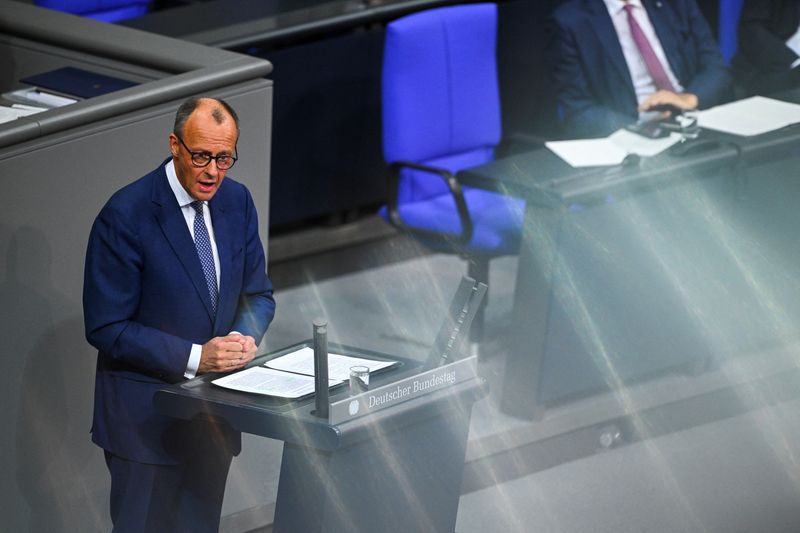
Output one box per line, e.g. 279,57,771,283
84,96,276,532
549,0,732,138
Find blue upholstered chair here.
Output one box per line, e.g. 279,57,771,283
34,0,150,23
380,3,524,345
719,0,745,65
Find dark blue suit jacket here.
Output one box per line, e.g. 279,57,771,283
549,0,732,138
84,161,276,465
733,0,800,94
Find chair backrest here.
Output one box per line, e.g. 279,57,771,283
34,0,150,23
382,3,501,203
718,0,744,65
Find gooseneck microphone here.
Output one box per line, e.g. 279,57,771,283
313,319,329,418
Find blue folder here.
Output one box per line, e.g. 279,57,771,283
20,67,137,99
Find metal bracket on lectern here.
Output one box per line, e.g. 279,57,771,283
424,276,487,369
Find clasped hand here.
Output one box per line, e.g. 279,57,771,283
198,333,257,374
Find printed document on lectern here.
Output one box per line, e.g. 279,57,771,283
211,347,398,398
265,347,397,381
212,367,323,398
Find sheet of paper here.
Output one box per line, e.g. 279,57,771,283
608,129,682,157
265,346,398,382
4,88,77,108
212,366,321,398
12,103,47,111
0,104,44,124
547,128,683,168
545,138,629,167
697,96,800,136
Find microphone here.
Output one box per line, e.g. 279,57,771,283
313,318,329,418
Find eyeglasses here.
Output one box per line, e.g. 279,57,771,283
175,134,238,170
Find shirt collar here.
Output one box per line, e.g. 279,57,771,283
605,0,643,16
165,159,199,208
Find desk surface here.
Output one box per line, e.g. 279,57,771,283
460,89,800,207
0,1,273,149
123,0,469,49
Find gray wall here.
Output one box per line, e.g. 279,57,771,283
0,3,279,530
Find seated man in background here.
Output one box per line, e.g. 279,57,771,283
733,0,800,96
549,0,732,138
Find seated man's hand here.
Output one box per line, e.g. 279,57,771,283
639,90,699,116
198,334,256,374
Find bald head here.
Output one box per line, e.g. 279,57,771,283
173,97,240,139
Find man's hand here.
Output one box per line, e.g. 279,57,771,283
198,334,257,374
237,335,258,360
639,90,699,116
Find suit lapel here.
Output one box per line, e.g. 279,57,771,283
588,0,635,98
151,166,216,322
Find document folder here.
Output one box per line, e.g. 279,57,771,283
20,67,137,99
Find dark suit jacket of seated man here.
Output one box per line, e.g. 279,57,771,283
83,96,276,532
549,0,732,138
733,0,800,96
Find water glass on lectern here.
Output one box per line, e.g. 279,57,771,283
349,366,370,395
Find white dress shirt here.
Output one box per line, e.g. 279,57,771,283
166,159,221,379
604,0,684,120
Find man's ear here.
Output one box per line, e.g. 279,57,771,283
168,133,178,158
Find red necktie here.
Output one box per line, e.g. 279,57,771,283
624,3,676,92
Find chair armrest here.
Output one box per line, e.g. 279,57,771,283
497,131,547,157
387,160,474,245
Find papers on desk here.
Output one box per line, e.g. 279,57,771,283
212,367,325,398
211,347,399,399
3,88,77,108
545,138,627,167
264,347,397,381
545,128,682,168
0,103,46,124
696,96,800,137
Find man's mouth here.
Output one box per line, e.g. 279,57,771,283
198,180,216,193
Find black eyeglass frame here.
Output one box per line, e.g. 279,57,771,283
175,134,238,170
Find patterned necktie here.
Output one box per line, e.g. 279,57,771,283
191,200,218,315
623,3,676,92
